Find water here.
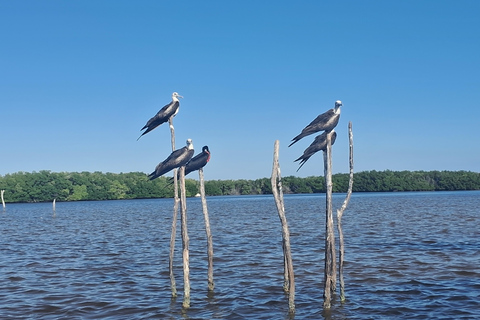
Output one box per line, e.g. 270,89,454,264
1,191,479,319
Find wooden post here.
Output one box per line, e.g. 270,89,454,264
199,167,214,291
1,190,5,211
168,117,176,149
271,140,295,313
53,198,56,214
179,165,190,308
169,170,179,297
323,131,336,309
336,122,354,302
168,116,180,298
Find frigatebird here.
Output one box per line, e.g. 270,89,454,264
148,139,194,180
168,146,211,183
294,130,337,171
289,100,342,147
138,92,183,140
184,145,211,176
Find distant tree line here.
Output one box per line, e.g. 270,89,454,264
0,170,479,203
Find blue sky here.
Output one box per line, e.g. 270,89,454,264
1,0,479,180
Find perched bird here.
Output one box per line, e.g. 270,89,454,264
184,145,211,176
170,146,211,182
148,139,194,180
294,131,337,171
138,92,183,140
289,100,342,147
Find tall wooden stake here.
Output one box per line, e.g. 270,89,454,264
179,166,190,308
323,131,336,309
337,122,354,302
199,168,214,291
168,116,180,297
271,140,295,313
1,190,5,211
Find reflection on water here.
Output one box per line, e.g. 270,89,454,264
1,191,479,319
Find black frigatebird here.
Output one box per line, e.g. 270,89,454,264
184,145,211,176
294,130,337,171
289,100,342,147
138,92,183,140
148,139,194,181
168,146,211,183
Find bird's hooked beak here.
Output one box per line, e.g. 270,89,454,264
172,92,184,99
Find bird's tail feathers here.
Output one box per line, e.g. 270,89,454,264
296,160,307,172
288,139,299,147
289,132,307,147
148,172,158,180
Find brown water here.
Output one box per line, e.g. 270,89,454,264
1,191,479,319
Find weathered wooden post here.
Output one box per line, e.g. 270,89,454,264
199,167,214,291
178,165,190,308
271,140,295,313
168,116,180,298
53,198,56,215
138,92,184,299
323,131,336,309
288,100,345,309
336,121,354,302
1,190,5,211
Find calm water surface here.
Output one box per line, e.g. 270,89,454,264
1,191,479,319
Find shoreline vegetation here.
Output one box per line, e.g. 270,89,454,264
0,170,479,203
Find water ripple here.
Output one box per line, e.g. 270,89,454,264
0,192,479,319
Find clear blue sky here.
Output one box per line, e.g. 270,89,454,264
1,0,479,180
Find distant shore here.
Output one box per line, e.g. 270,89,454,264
1,170,479,203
